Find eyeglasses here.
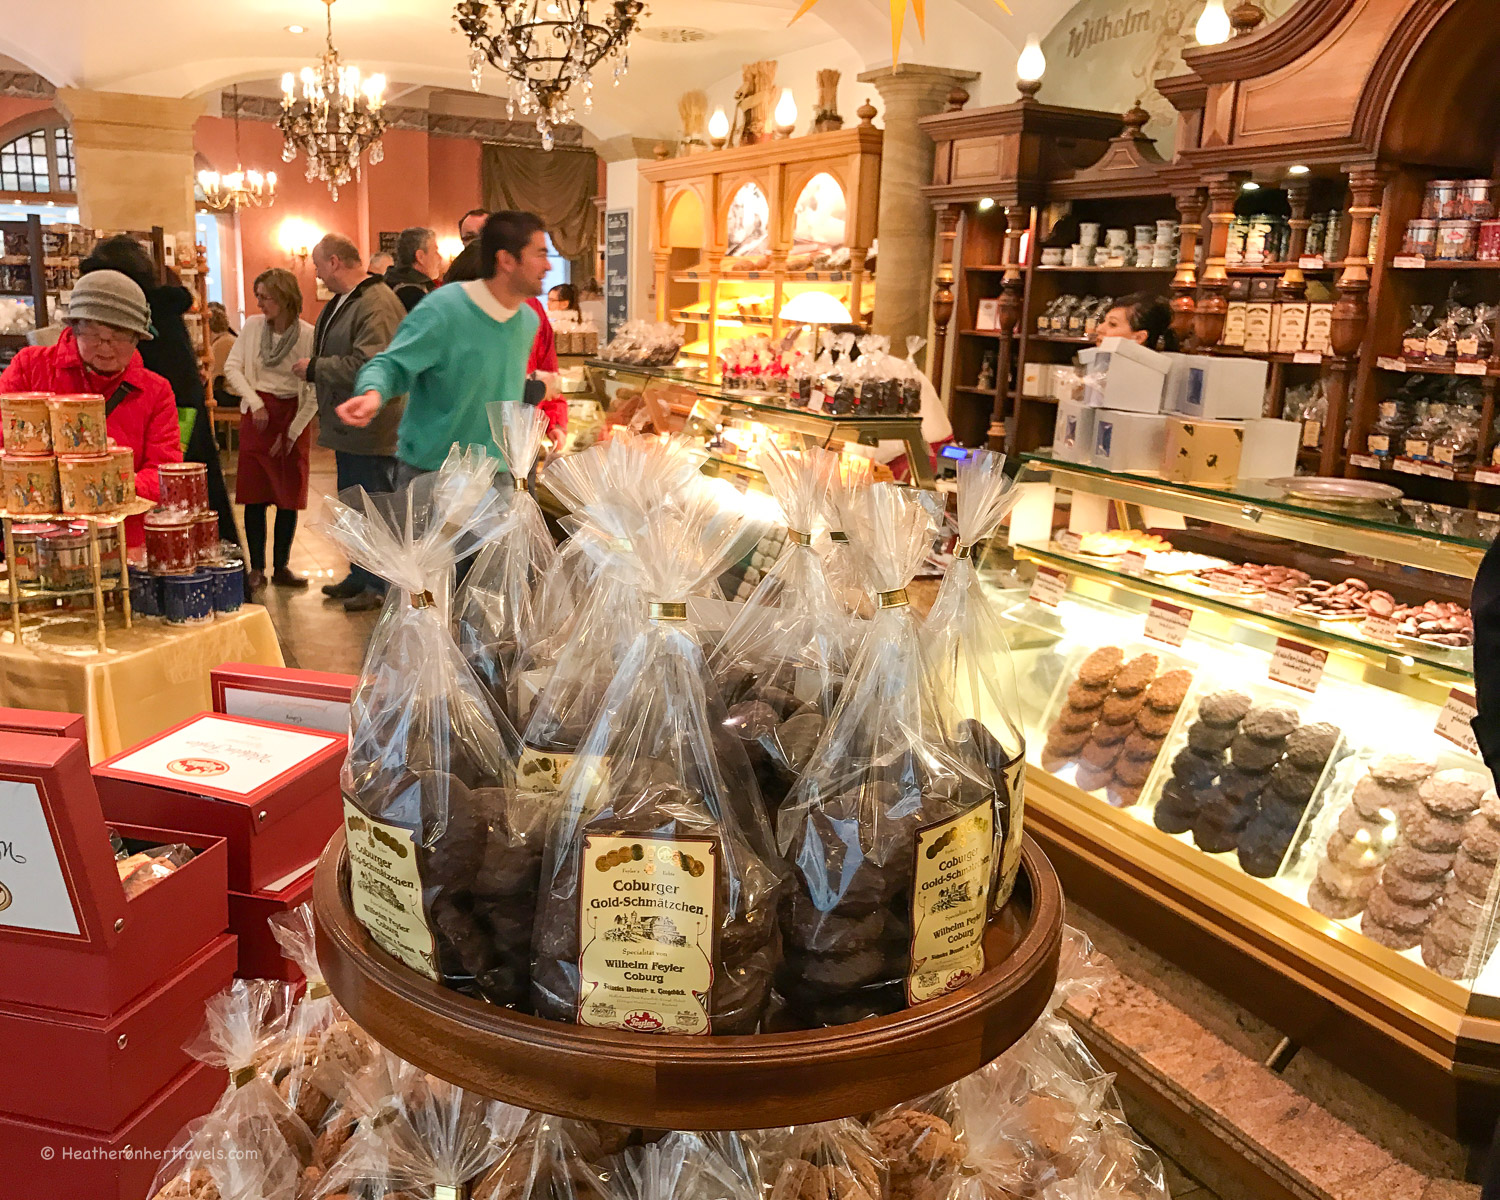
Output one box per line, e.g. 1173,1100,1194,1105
74,324,138,348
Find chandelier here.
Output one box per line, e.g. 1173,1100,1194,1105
199,87,277,212
455,0,647,150
277,0,387,199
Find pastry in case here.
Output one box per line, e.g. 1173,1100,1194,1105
0,392,53,454
46,392,107,455
3,452,58,514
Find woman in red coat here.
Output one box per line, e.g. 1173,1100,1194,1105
0,270,183,547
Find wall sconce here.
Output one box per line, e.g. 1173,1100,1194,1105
278,217,321,267
708,107,730,151
774,89,798,139
1016,35,1046,100
1195,0,1232,45
438,235,465,265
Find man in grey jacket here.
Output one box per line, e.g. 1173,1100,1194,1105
293,233,406,611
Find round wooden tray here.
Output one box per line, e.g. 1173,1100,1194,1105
313,834,1064,1130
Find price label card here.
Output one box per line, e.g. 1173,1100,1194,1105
1269,638,1327,693
1422,463,1456,479
1394,458,1424,475
1476,470,1500,487
1144,599,1192,648
1293,351,1323,364
1299,256,1325,270
1456,361,1489,376
1121,551,1147,574
1262,590,1299,616
1393,256,1428,269
1435,688,1481,757
1055,530,1082,553
1376,357,1407,371
1028,566,1069,609
1349,454,1381,469
1361,614,1399,644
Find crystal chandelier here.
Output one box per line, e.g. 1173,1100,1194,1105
455,0,646,150
277,0,387,199
199,87,277,212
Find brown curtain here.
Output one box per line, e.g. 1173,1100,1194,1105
482,143,599,286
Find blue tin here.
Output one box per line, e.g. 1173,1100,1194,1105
127,566,160,618
163,569,214,625
210,560,244,614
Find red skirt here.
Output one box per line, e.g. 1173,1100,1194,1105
236,390,311,509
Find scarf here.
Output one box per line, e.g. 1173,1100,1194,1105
260,317,301,369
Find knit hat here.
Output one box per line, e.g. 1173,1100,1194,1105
66,270,153,340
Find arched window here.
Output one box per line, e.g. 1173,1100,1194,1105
0,117,76,198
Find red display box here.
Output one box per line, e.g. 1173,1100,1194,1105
94,714,346,893
0,932,235,1131
0,707,86,743
0,1058,225,1200
227,856,318,981
0,732,229,1017
211,662,355,736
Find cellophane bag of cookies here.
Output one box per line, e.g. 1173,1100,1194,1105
531,480,786,1034
453,403,560,727
776,483,999,1027
320,447,537,1004
464,1112,648,1200
148,1100,301,1200
820,456,873,618
615,1131,763,1200
759,1119,886,1200
713,444,854,819
924,449,1028,909
864,1093,966,1200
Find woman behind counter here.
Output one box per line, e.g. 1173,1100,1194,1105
222,269,315,592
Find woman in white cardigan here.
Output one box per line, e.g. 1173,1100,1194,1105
223,268,317,591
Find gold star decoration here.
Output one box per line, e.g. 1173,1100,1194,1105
790,0,1012,66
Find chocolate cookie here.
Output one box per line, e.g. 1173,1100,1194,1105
1123,730,1166,761
1091,719,1130,747
1066,681,1109,711
1269,761,1321,806
1365,887,1433,934
1308,878,1366,919
1187,721,1236,754
1054,704,1097,734
1238,819,1293,877
1361,917,1422,951
1144,669,1192,712
1454,848,1496,896
1370,754,1435,787
1044,729,1088,758
1110,653,1159,697
1284,722,1340,770
1101,693,1145,724
1106,781,1143,808
1040,749,1072,774
1352,777,1410,822
1419,769,1487,819
1230,733,1285,772
1442,888,1486,929
1316,858,1378,901
1403,810,1468,854
1077,646,1126,687
1075,762,1113,793
1193,815,1248,855
1154,794,1197,835
1463,821,1500,865
1081,739,1121,769
1240,703,1300,742
1135,706,1179,738
1424,915,1476,960
1172,747,1222,787
1386,846,1457,881
1196,689,1253,728
1480,790,1500,825
1219,767,1268,805
1114,756,1154,788
1379,870,1445,908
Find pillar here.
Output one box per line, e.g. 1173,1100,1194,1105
55,88,203,238
857,64,979,354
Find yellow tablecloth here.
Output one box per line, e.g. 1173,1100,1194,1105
0,606,284,760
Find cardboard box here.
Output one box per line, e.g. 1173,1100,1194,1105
0,730,230,1017
0,708,87,742
1078,338,1170,413
1163,417,1245,485
1091,410,1168,473
1166,354,1268,421
0,933,235,1130
1275,303,1310,354
1243,302,1275,353
0,1058,225,1200
1222,302,1249,348
1238,418,1301,481
1305,303,1334,355
95,714,345,893
227,858,318,981
1021,361,1050,398
210,663,355,736
1052,398,1097,464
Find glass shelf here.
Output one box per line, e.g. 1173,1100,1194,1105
1017,453,1493,578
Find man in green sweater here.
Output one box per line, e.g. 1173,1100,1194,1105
337,211,547,486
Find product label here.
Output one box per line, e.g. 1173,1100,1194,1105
1388,352,1414,369
1394,458,1424,475
1301,420,1321,449
1361,615,1399,644
1457,360,1489,376
1277,307,1310,355
1350,453,1382,469
109,715,337,797
1393,256,1428,269
1476,470,1500,487
1436,688,1482,757
909,802,994,1004
1426,336,1451,359
518,744,577,793
1121,551,1147,574
1293,351,1323,365
1366,436,1390,456
1144,598,1192,647
1423,463,1456,479
343,801,438,981
1300,256,1325,270
995,754,1026,911
1269,638,1327,694
221,687,350,736
1405,438,1431,459
0,780,81,937
1262,590,1298,616
1435,444,1457,465
1055,530,1082,554
1028,566,1069,609
577,834,716,1034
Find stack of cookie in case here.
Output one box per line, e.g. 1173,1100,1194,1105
1307,755,1429,920
1423,791,1500,978
1040,646,1192,808
1156,692,1341,878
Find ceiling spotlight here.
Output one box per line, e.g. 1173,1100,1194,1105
1241,181,1261,192
1288,164,1310,176
286,23,306,33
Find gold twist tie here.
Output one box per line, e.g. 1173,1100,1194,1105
876,588,910,609
410,590,434,609
649,601,689,622
231,1067,256,1088
955,543,973,560
308,981,331,1001
515,477,530,492
829,531,850,543
787,529,813,546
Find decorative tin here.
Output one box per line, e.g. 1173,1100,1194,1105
192,511,221,563
143,508,196,574
158,461,209,513
37,526,91,591
58,455,114,514
163,569,214,625
46,394,107,456
3,453,59,515
128,564,161,618
1,393,53,454
209,560,244,613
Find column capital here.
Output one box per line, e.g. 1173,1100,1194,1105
56,88,206,155
856,64,981,112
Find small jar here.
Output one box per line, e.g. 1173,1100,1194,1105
3,454,58,515
36,526,91,591
143,508,196,574
1480,221,1500,262
157,461,209,513
1462,179,1496,220
209,560,244,614
8,520,61,584
163,570,214,625
57,455,114,515
1437,220,1479,261
46,394,107,456
192,511,220,564
1403,219,1439,258
77,520,123,579
1,393,53,455
1426,180,1463,220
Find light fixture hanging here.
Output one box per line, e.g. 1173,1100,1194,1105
277,0,387,199
455,0,646,151
199,86,278,212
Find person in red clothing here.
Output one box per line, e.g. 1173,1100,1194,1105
0,270,182,547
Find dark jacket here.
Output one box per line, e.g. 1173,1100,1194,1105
443,241,484,284
383,264,437,313
309,274,407,457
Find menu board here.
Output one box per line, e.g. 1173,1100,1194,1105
605,209,630,341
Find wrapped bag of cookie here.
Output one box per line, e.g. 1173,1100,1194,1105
321,448,536,1002
454,404,561,727
776,484,1000,1027
612,1132,763,1200
865,1097,965,1200
713,444,855,819
148,1100,302,1200
820,455,873,619
466,1112,657,1200
760,1119,887,1200
924,449,1027,909
530,479,786,1034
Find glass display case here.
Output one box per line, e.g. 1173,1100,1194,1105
990,451,1500,1136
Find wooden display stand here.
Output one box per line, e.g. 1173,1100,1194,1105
314,835,1063,1130
642,122,882,377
